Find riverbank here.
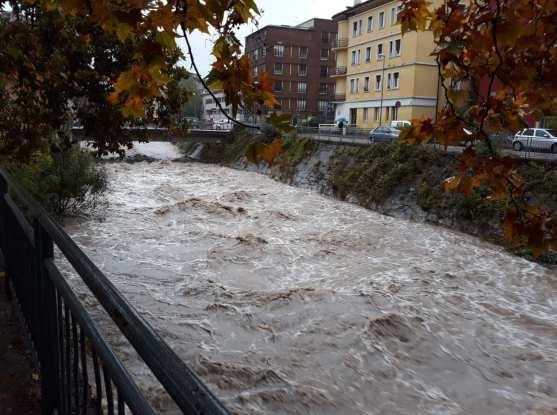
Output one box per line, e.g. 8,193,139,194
179,132,557,266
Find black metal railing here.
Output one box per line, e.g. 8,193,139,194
0,169,230,415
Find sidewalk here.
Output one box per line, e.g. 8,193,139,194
0,256,40,414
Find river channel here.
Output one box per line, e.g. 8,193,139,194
62,143,557,415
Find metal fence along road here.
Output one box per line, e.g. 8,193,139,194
295,127,557,161
0,169,230,415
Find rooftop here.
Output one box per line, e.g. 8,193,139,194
245,18,335,40
332,0,393,21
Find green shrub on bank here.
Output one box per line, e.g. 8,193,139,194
9,147,107,218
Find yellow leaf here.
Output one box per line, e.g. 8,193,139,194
259,138,283,167
443,176,461,192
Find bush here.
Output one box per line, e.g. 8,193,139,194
10,147,107,218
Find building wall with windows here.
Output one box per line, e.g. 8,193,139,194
245,18,338,121
202,90,246,127
332,0,441,128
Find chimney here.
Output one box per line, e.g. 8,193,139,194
354,0,362,5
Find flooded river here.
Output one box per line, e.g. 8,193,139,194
63,144,557,414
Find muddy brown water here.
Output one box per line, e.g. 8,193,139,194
61,145,557,414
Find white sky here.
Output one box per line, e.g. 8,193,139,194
179,0,353,77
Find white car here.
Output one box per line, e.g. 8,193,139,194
513,128,557,153
390,120,411,130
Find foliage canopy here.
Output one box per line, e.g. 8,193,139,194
0,0,275,158
399,0,557,255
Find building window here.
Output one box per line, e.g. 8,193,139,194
391,5,402,25
320,49,330,60
375,74,382,91
262,47,266,56
319,100,328,112
297,99,306,111
363,108,368,121
387,72,400,89
321,31,330,42
364,76,370,92
390,39,401,57
273,81,283,92
367,16,373,32
385,107,390,120
374,107,380,121
379,11,385,28
274,44,284,57
377,43,384,59
350,108,357,125
253,49,259,60
350,78,359,94
299,46,308,58
273,63,283,75
391,106,399,120
297,82,307,94
319,83,328,95
298,64,307,76
351,49,361,65
320,65,328,77
365,47,372,62
359,19,363,35
352,21,358,37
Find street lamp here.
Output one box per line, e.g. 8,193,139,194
378,54,386,126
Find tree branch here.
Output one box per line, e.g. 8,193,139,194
179,23,261,131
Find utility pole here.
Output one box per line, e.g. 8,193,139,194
378,54,386,126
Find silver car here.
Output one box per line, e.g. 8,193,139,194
369,126,400,142
512,128,557,153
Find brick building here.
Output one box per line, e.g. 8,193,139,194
245,18,338,122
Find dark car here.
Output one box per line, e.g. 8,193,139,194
369,126,400,142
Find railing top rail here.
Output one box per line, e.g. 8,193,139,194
0,168,230,415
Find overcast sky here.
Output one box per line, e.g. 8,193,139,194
179,0,353,77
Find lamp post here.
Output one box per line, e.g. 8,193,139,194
378,54,386,126
252,80,261,136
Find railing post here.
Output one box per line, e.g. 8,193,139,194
0,174,8,299
34,218,60,415
0,173,7,255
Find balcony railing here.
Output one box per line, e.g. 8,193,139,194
334,93,346,101
331,66,347,77
332,38,349,49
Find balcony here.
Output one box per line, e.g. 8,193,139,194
331,66,347,77
334,93,346,102
332,38,349,50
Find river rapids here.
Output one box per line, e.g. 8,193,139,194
61,143,557,415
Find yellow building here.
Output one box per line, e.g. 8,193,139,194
332,0,441,129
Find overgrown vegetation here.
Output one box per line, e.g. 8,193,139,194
9,147,107,218
274,137,317,182
327,143,453,204
327,142,557,264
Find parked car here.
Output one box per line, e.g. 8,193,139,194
390,120,411,130
512,128,557,153
369,126,401,142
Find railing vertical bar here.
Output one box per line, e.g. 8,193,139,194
57,294,68,414
103,366,115,415
92,348,103,414
64,304,72,413
80,327,89,414
117,390,125,415
72,317,80,412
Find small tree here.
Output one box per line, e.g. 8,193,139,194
10,147,107,217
